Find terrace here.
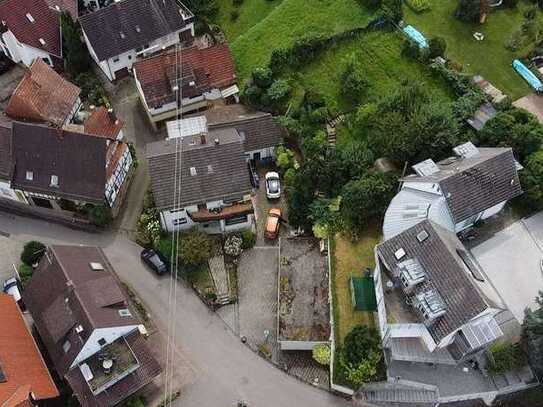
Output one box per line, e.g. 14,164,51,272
78,336,140,395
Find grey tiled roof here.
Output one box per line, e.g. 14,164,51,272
146,128,252,209
79,0,192,61
23,245,139,376
11,122,107,203
376,220,488,343
354,382,438,406
0,120,12,180
402,148,522,223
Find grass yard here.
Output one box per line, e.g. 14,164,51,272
214,0,284,41
404,0,542,100
187,264,216,298
230,0,375,81
331,225,381,345
290,30,454,111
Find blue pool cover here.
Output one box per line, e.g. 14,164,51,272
403,25,428,49
513,59,543,92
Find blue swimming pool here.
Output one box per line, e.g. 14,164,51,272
403,25,428,49
513,59,543,92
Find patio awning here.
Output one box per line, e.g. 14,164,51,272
221,85,239,99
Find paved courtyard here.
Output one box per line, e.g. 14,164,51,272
0,233,23,283
471,211,543,322
514,94,543,124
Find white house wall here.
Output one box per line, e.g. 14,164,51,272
0,180,27,203
70,325,139,368
402,181,443,196
0,30,53,66
481,201,506,220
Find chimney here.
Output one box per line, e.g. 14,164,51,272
107,108,117,122
200,133,207,145
214,138,219,146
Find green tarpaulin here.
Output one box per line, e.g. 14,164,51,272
351,276,377,311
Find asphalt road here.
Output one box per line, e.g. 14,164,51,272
0,211,351,407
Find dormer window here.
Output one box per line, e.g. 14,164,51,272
25,13,34,23
50,175,58,187
38,38,46,46
25,171,33,181
135,25,141,33
119,32,125,39
189,167,197,176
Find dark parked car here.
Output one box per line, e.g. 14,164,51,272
141,248,168,275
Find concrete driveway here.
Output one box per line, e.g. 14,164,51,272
514,94,543,123
471,212,543,322
0,211,350,407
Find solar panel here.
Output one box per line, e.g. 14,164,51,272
453,142,480,158
413,159,440,176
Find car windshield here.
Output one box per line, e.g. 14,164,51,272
267,179,280,193
149,254,164,268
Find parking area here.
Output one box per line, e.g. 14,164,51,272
471,211,543,322
0,234,24,285
0,64,25,111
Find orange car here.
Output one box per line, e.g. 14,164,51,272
264,208,282,240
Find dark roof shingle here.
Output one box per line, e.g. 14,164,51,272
79,0,192,61
11,122,107,203
147,128,252,208
0,121,12,180
376,220,489,343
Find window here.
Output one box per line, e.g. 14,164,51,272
118,309,132,317
225,214,248,226
189,167,197,176
98,338,106,347
50,175,58,187
128,55,132,60
25,171,33,181
62,340,71,353
25,13,34,23
113,57,120,63
173,217,187,226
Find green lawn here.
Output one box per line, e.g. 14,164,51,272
331,227,381,345
290,30,453,111
405,0,542,100
214,0,284,41
230,0,375,81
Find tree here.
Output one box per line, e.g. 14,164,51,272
60,12,91,77
487,342,525,374
428,37,447,58
341,55,369,105
343,325,381,366
340,172,397,234
312,344,331,365
520,151,543,210
310,197,343,238
266,79,291,107
179,229,211,267
382,0,403,22
455,0,481,22
523,292,543,375
89,204,112,227
21,241,46,266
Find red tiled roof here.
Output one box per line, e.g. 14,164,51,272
84,106,123,139
0,294,59,404
6,59,80,127
44,0,77,20
0,0,61,57
133,44,237,109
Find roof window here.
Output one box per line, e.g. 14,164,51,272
135,25,141,33
89,262,104,271
50,174,59,187
25,13,35,23
25,171,33,181
189,167,197,176
118,309,132,317
416,230,429,243
119,32,125,39
207,165,213,174
38,38,46,46
394,248,406,260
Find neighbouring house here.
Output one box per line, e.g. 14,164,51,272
45,0,78,20
0,293,59,406
277,238,331,350
79,0,195,81
0,0,62,67
22,245,161,407
6,59,82,127
133,44,238,128
10,121,132,213
0,119,27,203
147,128,254,233
167,105,284,162
383,142,522,240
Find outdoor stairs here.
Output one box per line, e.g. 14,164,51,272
208,255,230,305
326,114,346,146
490,367,532,392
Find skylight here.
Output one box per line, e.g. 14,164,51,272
26,13,35,23
189,167,197,176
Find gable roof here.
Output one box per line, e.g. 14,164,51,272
133,44,236,109
0,294,59,404
44,0,77,20
11,122,107,203
0,0,61,57
203,105,284,152
147,128,252,208
79,0,192,61
376,220,489,343
402,147,522,223
84,106,123,139
6,59,81,127
22,245,139,376
0,120,12,180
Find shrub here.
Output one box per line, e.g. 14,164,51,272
180,229,212,267
20,241,45,266
488,342,525,374
18,263,34,287
155,236,174,263
405,0,430,12
312,344,331,365
251,67,274,88
267,79,291,105
341,55,369,105
428,37,447,58
357,0,381,8
89,204,112,227
143,190,156,211
382,0,403,22
240,230,256,249
230,10,239,20
455,0,481,22
233,0,244,5
343,325,381,366
401,39,421,60
224,235,243,257
128,143,138,169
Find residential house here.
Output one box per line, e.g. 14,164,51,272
79,0,195,81
133,44,238,128
0,0,62,67
0,119,26,203
147,128,254,233
6,58,82,127
382,142,522,240
167,105,284,161
22,245,161,407
45,0,78,20
0,293,59,406
10,121,132,213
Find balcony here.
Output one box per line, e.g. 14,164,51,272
188,201,253,223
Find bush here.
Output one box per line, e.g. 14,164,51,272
155,236,174,263
357,0,381,8
233,0,244,5
224,235,243,257
488,342,525,374
343,325,381,366
180,229,212,267
401,39,421,60
341,56,369,105
128,143,138,169
240,230,256,249
312,344,331,365
18,263,34,287
230,10,239,20
428,37,447,58
405,0,430,12
455,0,481,22
21,241,45,266
89,204,112,227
